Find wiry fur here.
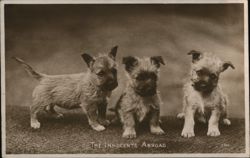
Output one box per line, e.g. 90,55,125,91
113,56,165,139
13,46,118,131
177,51,234,138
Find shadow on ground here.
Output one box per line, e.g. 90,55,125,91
6,105,245,154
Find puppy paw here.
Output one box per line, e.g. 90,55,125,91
92,124,106,132
223,118,231,126
207,127,220,137
52,113,64,119
181,128,195,138
31,120,41,129
177,113,185,119
122,128,136,139
56,113,64,119
198,116,206,123
99,119,111,126
150,126,165,135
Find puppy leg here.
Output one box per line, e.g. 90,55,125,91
84,104,105,132
220,94,231,126
30,103,43,129
181,106,196,138
45,105,64,119
97,101,110,126
222,118,231,126
197,115,206,123
207,108,221,137
149,109,165,135
177,112,185,119
121,112,136,139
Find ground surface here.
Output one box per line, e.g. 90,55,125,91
6,105,245,154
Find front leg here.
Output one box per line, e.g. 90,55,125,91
181,106,196,138
121,112,136,139
97,100,110,126
83,103,105,132
207,108,221,137
149,109,165,135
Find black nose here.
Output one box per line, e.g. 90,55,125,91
107,79,116,85
103,79,118,91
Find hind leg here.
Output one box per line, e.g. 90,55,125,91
220,111,231,126
150,109,165,135
45,105,64,119
97,101,110,126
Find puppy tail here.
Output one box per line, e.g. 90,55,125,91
12,57,44,80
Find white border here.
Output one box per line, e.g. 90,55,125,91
0,0,247,4
244,0,249,156
1,1,6,157
1,0,249,157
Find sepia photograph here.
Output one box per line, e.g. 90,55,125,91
1,0,249,157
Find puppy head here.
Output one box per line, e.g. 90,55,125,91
81,46,118,91
123,56,165,97
188,50,235,93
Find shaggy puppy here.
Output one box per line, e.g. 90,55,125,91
112,56,165,139
177,50,234,138
13,46,118,131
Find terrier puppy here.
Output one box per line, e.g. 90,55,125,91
177,50,234,138
13,46,118,131
112,56,165,139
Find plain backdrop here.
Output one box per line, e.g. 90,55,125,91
4,4,245,118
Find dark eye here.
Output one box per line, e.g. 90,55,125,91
196,70,203,76
210,73,217,79
97,70,105,77
111,68,117,75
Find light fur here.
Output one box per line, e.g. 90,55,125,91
178,51,233,138
14,46,118,131
114,56,165,139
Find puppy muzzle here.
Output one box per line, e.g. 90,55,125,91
101,80,118,91
135,86,157,97
192,80,216,93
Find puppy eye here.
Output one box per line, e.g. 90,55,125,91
97,70,105,77
210,73,217,79
196,70,203,76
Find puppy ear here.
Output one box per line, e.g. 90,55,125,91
187,50,202,63
108,45,118,60
221,61,235,72
81,53,95,67
122,56,138,72
150,56,165,68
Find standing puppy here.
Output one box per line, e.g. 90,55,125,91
113,56,165,139
13,46,118,131
178,50,234,138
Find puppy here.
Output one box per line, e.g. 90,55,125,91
112,56,165,138
13,46,118,131
177,50,234,138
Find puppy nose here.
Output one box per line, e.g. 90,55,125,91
107,73,115,80
107,79,116,85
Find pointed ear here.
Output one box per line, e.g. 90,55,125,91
150,56,165,68
108,45,118,60
122,56,138,72
221,61,235,72
81,53,95,67
187,50,202,63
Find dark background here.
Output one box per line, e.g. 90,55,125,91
5,4,245,118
